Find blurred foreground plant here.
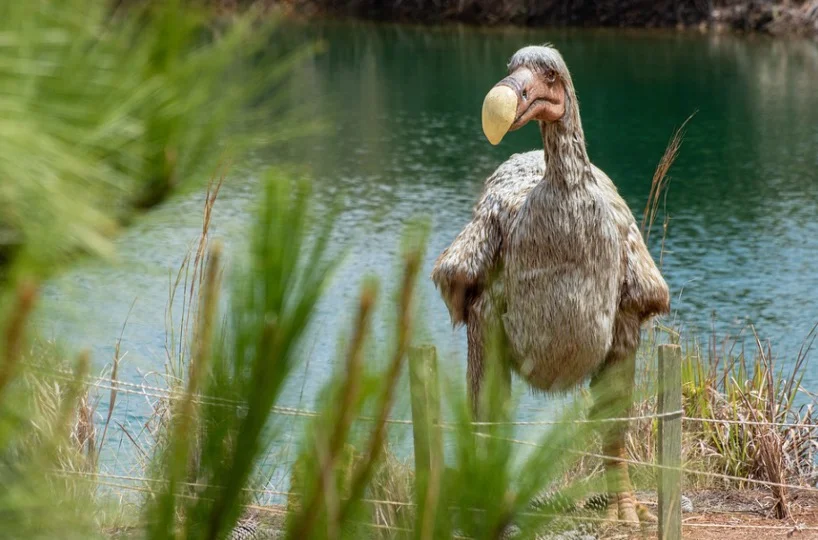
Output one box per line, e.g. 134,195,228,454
0,284,101,539
0,0,316,278
0,1,318,536
143,170,337,539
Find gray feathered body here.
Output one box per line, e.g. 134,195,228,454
432,150,669,394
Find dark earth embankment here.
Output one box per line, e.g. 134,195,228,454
245,0,818,36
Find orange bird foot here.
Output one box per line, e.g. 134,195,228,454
603,492,657,526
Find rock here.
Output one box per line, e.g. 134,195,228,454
228,520,279,540
229,521,260,540
501,524,597,540
538,532,596,540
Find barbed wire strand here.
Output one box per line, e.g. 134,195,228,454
476,433,818,495
38,364,818,429
32,362,818,430
53,469,417,508
36,362,818,429
683,415,818,430
30,364,685,427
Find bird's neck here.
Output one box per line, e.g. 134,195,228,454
539,119,592,190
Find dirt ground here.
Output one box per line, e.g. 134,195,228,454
112,489,816,539
609,490,818,540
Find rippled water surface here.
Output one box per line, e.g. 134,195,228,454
42,23,818,457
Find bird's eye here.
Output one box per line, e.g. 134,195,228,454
546,70,557,83
521,89,528,100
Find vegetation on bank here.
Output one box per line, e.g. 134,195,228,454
1,1,818,539
233,0,818,36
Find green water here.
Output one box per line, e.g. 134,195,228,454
41,22,818,465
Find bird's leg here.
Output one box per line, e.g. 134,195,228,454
590,353,656,526
467,301,511,423
466,313,485,419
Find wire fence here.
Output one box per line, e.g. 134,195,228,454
40,361,810,428
27,360,818,535
30,362,818,436
50,468,818,535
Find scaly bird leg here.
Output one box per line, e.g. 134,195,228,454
600,428,656,524
590,353,657,526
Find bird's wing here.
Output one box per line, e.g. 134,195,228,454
431,207,501,326
593,166,670,320
432,151,544,326
621,221,670,319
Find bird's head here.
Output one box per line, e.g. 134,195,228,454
482,45,577,146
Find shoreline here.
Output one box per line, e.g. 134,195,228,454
266,0,818,38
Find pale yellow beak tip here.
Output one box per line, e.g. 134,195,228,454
481,85,517,146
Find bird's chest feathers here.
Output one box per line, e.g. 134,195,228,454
499,180,622,391
504,182,620,274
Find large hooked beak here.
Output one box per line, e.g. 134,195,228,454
481,67,565,145
482,69,532,146
482,85,518,146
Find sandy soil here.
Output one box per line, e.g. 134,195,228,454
606,490,818,540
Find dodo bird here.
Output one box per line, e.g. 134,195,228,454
431,45,670,524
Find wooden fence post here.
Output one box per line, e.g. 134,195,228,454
409,346,443,537
658,344,683,540
409,345,442,477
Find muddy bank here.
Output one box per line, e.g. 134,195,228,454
712,0,818,35
268,0,818,36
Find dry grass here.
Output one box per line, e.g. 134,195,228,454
25,354,96,475
679,329,818,492
120,171,228,475
368,449,415,538
164,169,225,385
626,327,818,506
640,112,695,250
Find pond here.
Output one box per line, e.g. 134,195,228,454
40,21,818,470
